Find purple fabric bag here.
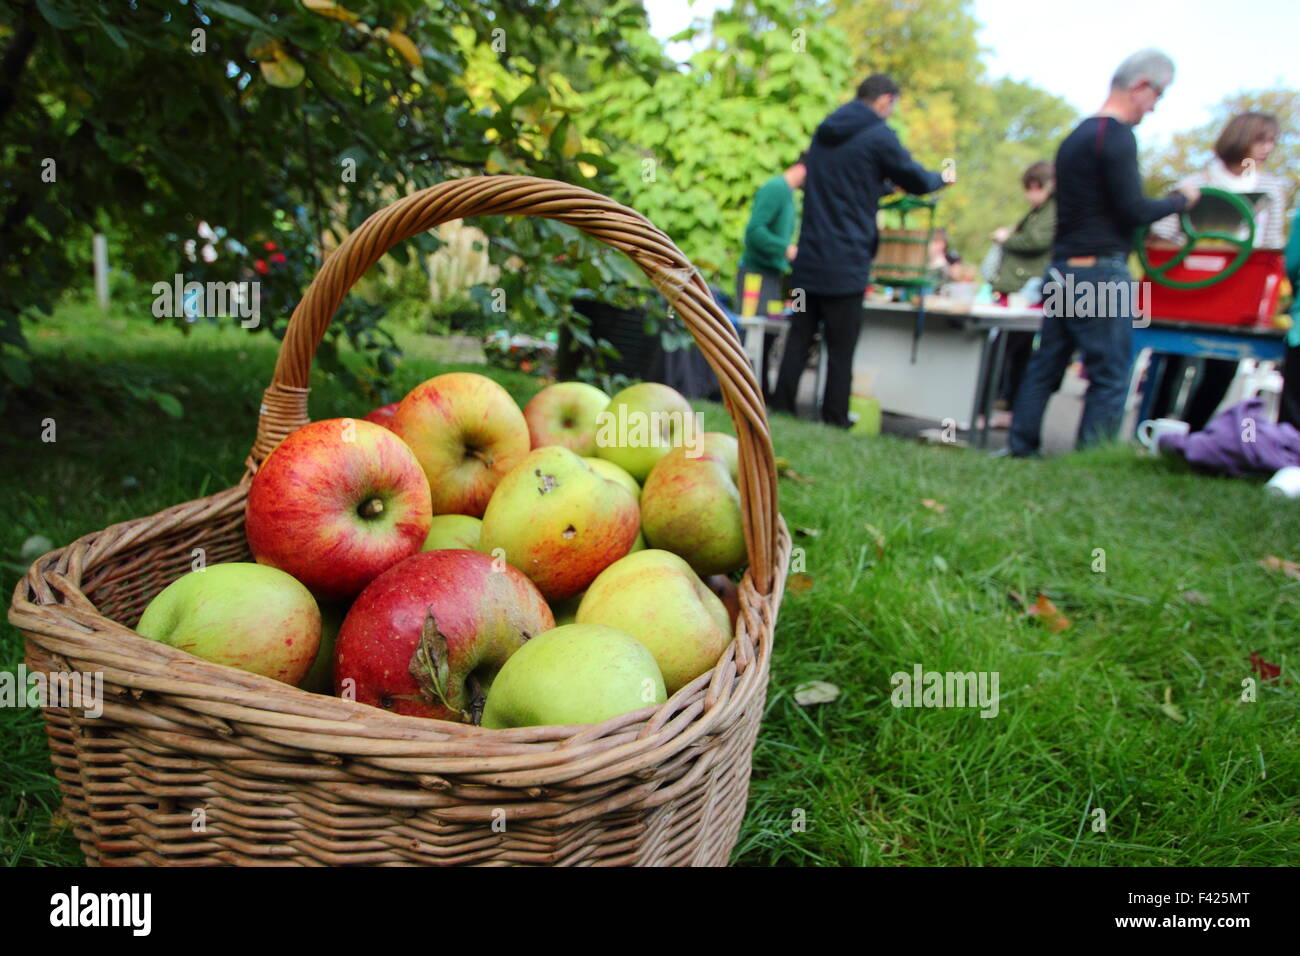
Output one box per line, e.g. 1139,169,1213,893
1159,398,1300,477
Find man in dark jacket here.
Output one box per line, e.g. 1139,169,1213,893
771,73,949,428
1008,49,1200,456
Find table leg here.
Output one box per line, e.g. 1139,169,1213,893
742,322,765,388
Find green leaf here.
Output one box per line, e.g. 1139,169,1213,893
35,0,79,30
151,391,184,419
203,0,282,36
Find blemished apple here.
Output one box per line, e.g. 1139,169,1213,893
245,418,432,601
524,382,611,456
136,563,321,685
363,402,400,430
480,623,666,729
391,372,531,517
640,442,746,577
480,446,640,601
422,514,483,552
300,602,347,694
335,549,553,721
577,549,731,693
593,382,694,482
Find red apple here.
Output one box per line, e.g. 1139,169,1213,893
391,372,531,517
523,382,610,456
480,446,641,601
245,418,433,601
335,549,554,721
363,402,400,430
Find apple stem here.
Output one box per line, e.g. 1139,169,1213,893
358,497,385,519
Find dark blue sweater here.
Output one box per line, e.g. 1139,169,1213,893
790,99,947,296
1053,116,1187,260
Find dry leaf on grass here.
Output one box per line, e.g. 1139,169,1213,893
1249,651,1282,683
795,527,822,538
1158,686,1187,723
794,681,840,706
863,523,886,559
1026,593,1071,632
787,572,815,592
774,457,815,485
1179,590,1209,606
920,498,948,514
1258,555,1300,581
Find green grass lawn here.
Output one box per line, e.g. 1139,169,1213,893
2,302,1297,866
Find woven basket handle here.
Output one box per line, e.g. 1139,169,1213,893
249,175,781,594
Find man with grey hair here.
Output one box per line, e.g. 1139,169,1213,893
1008,48,1200,457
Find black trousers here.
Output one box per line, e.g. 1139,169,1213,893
771,292,864,428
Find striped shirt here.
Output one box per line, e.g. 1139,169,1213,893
1151,159,1289,249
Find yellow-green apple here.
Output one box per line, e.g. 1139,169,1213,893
524,382,610,455
136,563,320,684
245,418,432,601
593,382,695,481
583,457,645,550
699,432,739,477
480,447,640,600
335,549,553,721
422,514,483,552
640,440,746,577
300,602,347,694
583,456,640,499
363,402,400,430
391,372,530,517
480,623,666,728
577,550,731,693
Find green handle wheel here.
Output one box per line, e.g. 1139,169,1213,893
1135,187,1255,290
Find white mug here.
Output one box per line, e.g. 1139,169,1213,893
1265,466,1300,499
1137,418,1189,453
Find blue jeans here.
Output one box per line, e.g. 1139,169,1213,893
1009,257,1137,456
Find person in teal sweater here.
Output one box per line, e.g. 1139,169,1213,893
737,152,807,399
1281,206,1300,429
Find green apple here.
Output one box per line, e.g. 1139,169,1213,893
583,456,640,500
300,602,346,694
577,549,731,693
421,514,483,552
640,443,746,577
481,623,666,728
136,562,321,685
480,446,640,600
593,382,694,482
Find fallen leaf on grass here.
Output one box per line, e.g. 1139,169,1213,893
932,555,949,573
1026,593,1071,633
1008,590,1027,609
863,523,886,559
794,527,821,538
1179,590,1209,606
1249,651,1282,683
920,498,947,514
794,681,840,706
1258,555,1300,581
775,457,815,485
47,807,72,835
787,572,814,592
1158,686,1186,723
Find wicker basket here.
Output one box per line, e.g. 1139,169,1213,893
9,175,790,866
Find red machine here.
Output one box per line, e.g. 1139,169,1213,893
1138,187,1287,328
